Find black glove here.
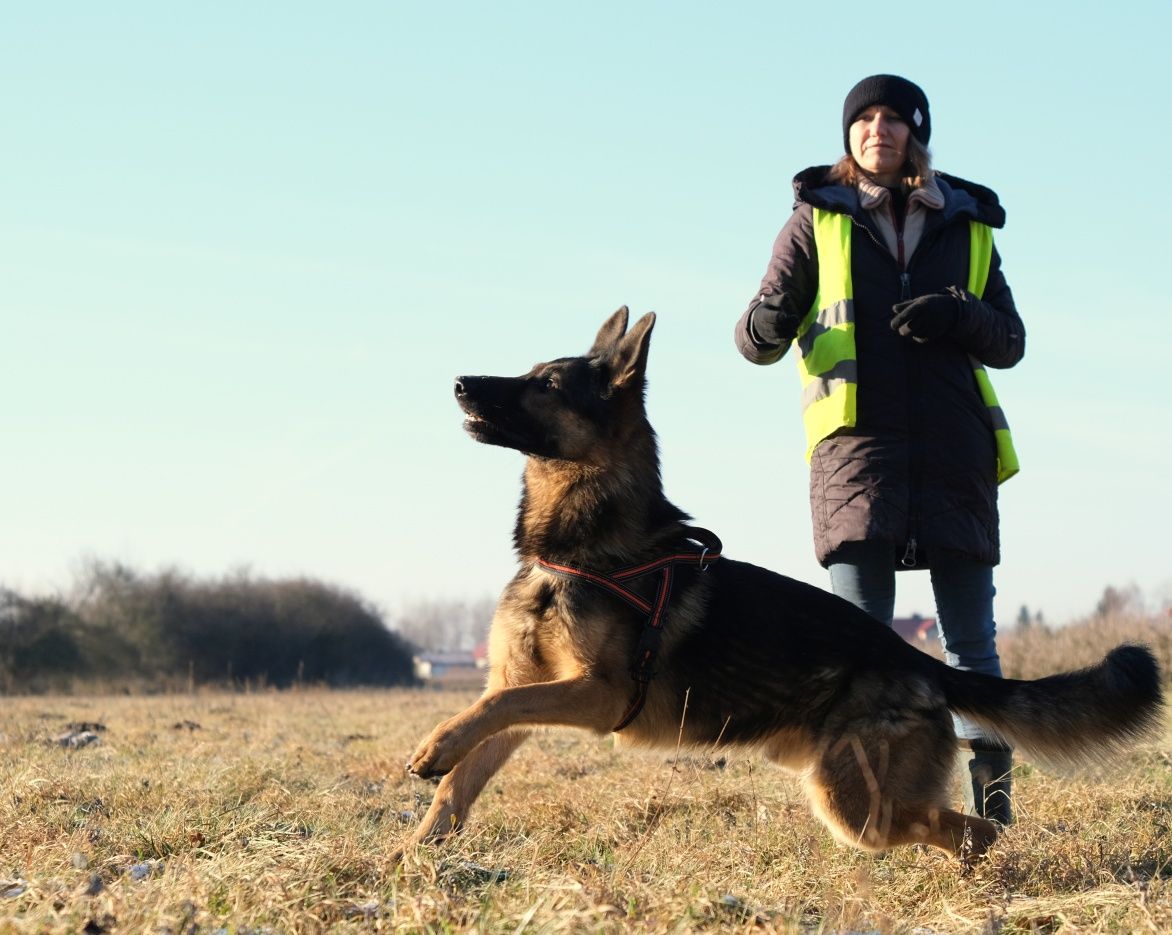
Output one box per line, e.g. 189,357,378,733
890,289,962,343
748,293,804,346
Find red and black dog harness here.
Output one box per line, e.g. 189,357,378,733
536,526,722,731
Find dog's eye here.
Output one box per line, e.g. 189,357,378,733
542,375,559,392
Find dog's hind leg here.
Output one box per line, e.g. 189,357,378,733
399,728,531,859
803,733,999,860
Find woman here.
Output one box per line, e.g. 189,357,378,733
733,74,1024,825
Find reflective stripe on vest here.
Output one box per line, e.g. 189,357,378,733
795,209,858,460
966,221,1020,483
796,210,1019,483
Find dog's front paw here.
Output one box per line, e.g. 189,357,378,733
406,724,463,779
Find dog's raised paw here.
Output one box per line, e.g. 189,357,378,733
407,735,457,779
405,756,443,779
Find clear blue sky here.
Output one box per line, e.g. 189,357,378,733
4,2,1170,627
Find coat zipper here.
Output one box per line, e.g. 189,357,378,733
894,201,922,568
851,204,921,566
893,197,907,271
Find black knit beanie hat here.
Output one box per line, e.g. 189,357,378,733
842,74,931,152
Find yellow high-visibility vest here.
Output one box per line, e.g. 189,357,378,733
796,210,1019,483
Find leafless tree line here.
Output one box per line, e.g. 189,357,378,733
389,597,495,653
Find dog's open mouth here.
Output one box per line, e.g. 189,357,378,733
463,413,517,447
462,411,550,456
457,395,495,436
462,414,494,438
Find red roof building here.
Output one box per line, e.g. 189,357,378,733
892,614,938,645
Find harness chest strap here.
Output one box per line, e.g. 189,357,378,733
536,526,722,732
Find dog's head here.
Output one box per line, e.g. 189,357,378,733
454,307,655,461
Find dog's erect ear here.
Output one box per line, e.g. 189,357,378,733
611,312,656,390
589,306,629,357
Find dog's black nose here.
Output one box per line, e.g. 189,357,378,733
454,378,467,398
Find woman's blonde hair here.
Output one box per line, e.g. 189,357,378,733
827,136,933,188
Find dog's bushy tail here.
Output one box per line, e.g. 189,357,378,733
939,644,1164,769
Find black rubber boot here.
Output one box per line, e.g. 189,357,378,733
958,741,1014,826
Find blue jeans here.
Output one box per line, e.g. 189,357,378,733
827,540,1002,741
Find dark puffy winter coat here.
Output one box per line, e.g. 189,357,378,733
734,166,1025,568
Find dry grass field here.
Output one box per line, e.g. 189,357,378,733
3,618,1172,934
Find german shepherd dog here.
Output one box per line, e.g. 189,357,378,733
403,307,1163,862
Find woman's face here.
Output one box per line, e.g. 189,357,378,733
848,105,910,184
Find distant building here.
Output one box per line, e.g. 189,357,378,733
893,614,938,644
413,644,488,688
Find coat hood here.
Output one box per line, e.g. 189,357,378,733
791,166,1006,229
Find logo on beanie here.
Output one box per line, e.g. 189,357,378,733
913,108,923,128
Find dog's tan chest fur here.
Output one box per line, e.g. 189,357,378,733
492,567,621,686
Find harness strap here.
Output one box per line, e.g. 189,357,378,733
536,526,722,732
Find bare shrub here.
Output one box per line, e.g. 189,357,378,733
998,611,1172,681
1,564,417,693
